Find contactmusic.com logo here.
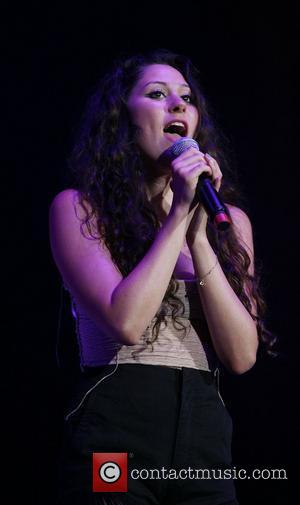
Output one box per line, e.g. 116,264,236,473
93,453,128,492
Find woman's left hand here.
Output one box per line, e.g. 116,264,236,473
185,153,223,249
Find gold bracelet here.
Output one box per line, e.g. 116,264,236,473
197,255,218,286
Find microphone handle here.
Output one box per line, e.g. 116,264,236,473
196,177,231,231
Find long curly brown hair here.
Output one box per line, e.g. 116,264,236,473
68,48,276,357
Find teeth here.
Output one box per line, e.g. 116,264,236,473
164,121,187,135
168,122,185,127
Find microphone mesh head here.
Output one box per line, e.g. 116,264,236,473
164,137,199,160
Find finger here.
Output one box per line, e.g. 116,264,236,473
204,153,217,163
184,162,213,181
204,153,221,174
187,166,214,194
173,153,206,170
179,146,205,158
214,176,222,192
175,147,205,163
174,155,211,173
205,153,222,187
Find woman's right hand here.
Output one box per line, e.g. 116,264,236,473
169,146,213,215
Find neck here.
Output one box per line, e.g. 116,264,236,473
145,174,172,201
145,174,173,225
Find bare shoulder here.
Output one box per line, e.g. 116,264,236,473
227,204,253,238
49,188,108,277
49,188,100,235
49,188,91,221
50,188,78,207
227,204,252,228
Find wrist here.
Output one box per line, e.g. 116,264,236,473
168,204,190,224
187,234,210,251
196,254,219,286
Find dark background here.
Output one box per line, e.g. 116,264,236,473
6,2,297,504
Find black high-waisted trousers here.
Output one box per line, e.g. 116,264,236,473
57,363,238,505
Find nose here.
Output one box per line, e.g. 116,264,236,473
168,96,186,113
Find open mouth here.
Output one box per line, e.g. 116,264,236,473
163,121,187,137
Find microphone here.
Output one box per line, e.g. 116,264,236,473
162,137,231,231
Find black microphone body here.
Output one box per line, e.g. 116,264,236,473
162,137,231,231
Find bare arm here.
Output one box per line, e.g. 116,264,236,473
49,189,189,345
189,206,259,374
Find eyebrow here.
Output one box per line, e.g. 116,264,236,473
143,81,191,89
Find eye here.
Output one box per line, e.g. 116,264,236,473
182,94,193,103
146,90,166,99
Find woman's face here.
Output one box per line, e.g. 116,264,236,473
127,64,199,163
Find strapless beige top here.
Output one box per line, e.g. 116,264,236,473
67,279,218,372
